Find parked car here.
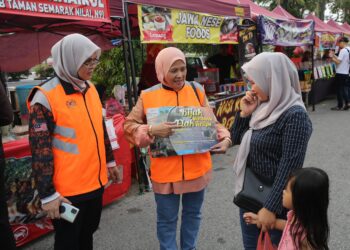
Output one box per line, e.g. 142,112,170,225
185,55,207,81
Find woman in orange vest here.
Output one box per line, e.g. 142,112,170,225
27,34,120,250
124,47,231,250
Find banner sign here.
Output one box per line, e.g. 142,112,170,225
0,0,111,22
238,25,257,65
146,106,218,157
214,95,242,130
315,32,341,50
258,16,314,46
138,5,241,44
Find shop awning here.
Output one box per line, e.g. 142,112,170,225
342,23,350,34
238,0,286,20
305,14,337,34
127,0,251,18
327,20,350,36
0,0,127,72
272,5,297,20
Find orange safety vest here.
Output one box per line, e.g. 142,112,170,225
27,77,108,197
142,82,212,183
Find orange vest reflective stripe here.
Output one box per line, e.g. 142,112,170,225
142,82,212,183
27,78,108,196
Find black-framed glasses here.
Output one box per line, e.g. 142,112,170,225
241,69,252,91
83,58,99,67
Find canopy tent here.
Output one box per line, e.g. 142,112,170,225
237,0,286,19
327,19,350,36
305,14,335,33
127,0,251,18
272,5,297,20
0,0,127,72
342,23,350,33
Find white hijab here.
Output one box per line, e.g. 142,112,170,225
233,52,305,194
51,33,101,92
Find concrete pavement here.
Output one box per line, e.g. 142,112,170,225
21,98,350,250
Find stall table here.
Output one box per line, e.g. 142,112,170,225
310,78,336,105
3,115,132,247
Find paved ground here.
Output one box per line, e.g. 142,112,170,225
21,98,350,250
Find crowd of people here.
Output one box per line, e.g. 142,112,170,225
0,34,333,250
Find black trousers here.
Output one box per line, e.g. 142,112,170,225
52,195,103,250
335,73,349,108
0,142,17,250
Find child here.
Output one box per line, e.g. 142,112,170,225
243,167,329,250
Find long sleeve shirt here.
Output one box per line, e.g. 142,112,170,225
231,105,312,214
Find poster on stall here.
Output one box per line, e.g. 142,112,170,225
138,5,243,44
315,32,341,50
258,16,314,46
238,25,257,65
214,95,242,130
0,0,111,22
146,106,218,157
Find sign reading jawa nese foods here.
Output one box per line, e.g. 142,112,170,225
138,5,244,44
0,0,110,22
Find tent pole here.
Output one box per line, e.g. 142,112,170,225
311,44,315,111
124,2,138,102
121,18,134,110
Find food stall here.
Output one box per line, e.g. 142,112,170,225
0,0,135,247
130,0,253,130
305,14,343,104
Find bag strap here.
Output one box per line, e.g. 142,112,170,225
190,81,202,106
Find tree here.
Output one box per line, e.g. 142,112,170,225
255,0,318,19
329,0,350,23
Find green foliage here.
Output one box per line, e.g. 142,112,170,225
92,41,144,96
7,70,30,81
329,0,350,23
33,64,54,79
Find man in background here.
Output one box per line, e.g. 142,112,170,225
330,37,350,110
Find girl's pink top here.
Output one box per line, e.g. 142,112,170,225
278,210,306,250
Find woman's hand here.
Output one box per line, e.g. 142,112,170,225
257,207,276,232
210,138,231,154
151,122,180,138
240,91,258,117
42,196,71,220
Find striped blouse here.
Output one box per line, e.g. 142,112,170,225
232,105,312,214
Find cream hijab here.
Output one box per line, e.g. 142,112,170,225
51,33,101,92
234,52,305,194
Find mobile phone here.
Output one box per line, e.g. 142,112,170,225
59,202,79,223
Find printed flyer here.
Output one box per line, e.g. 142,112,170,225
146,106,218,157
138,5,242,44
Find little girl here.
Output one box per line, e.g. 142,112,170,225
244,167,329,250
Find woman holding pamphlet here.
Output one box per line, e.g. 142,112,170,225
124,47,231,250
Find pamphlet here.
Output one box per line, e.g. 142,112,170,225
146,106,218,157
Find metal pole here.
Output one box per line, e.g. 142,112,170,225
121,18,134,109
124,1,138,102
311,44,315,111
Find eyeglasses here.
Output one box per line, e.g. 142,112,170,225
241,69,252,91
83,58,99,68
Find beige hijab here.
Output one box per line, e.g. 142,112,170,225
51,33,101,92
234,52,305,194
155,47,186,85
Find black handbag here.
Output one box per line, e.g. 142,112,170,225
233,167,274,213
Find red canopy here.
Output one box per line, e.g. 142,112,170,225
327,20,350,35
0,0,127,72
272,5,297,20
238,0,286,19
342,23,350,34
305,14,337,33
127,0,251,18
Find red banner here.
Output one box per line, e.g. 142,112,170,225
0,0,111,22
